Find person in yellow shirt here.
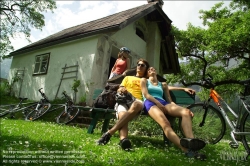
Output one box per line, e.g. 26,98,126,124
97,58,149,150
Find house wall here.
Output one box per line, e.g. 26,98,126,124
92,17,162,89
112,20,147,59
110,17,162,71
9,36,98,102
146,21,162,73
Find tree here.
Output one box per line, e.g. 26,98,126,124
167,1,250,101
0,0,56,60
233,0,250,9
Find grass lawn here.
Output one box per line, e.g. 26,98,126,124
0,118,248,166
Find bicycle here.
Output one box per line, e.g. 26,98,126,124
0,88,50,119
25,88,51,121
53,91,80,124
0,98,36,118
182,74,250,156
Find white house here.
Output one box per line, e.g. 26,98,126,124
8,0,180,104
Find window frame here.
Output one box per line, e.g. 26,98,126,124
33,53,50,76
136,27,145,41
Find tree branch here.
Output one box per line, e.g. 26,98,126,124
181,79,243,89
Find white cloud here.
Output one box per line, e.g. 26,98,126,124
115,1,145,12
163,1,231,30
79,1,105,10
55,1,74,7
9,33,36,50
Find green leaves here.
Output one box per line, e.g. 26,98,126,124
71,79,81,93
168,1,250,100
0,0,56,59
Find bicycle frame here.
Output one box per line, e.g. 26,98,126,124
207,88,250,146
49,92,74,113
7,99,39,118
11,102,38,113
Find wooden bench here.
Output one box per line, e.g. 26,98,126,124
84,89,195,144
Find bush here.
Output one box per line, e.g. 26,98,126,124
0,80,8,95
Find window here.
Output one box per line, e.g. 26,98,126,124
33,53,50,75
136,28,145,41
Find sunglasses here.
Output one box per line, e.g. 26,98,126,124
137,63,146,67
149,68,156,71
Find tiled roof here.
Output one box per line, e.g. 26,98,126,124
10,2,170,55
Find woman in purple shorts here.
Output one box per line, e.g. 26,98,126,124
140,67,207,160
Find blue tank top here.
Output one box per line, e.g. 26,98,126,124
143,80,164,101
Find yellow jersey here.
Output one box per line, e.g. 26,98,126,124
120,76,143,101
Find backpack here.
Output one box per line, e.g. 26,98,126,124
93,83,120,109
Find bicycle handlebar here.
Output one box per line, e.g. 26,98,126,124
200,76,250,97
38,88,49,102
201,74,215,89
62,91,73,103
239,78,250,85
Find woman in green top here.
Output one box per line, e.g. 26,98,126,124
141,67,207,160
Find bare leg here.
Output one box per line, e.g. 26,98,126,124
148,106,187,152
108,101,143,135
165,104,194,138
117,111,129,140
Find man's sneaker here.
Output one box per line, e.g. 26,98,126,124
185,150,207,161
96,132,111,145
119,138,132,150
180,138,206,151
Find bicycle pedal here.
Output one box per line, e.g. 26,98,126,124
229,142,239,149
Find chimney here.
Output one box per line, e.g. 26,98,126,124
147,0,164,8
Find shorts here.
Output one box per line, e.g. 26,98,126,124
114,99,144,119
109,72,120,79
144,98,169,113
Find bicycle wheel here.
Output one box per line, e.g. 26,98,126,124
25,103,51,121
241,111,250,154
180,103,226,144
21,104,38,118
56,106,80,124
0,105,13,117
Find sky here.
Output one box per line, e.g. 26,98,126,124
1,0,231,78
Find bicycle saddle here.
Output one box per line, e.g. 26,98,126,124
239,78,250,85
19,97,28,101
